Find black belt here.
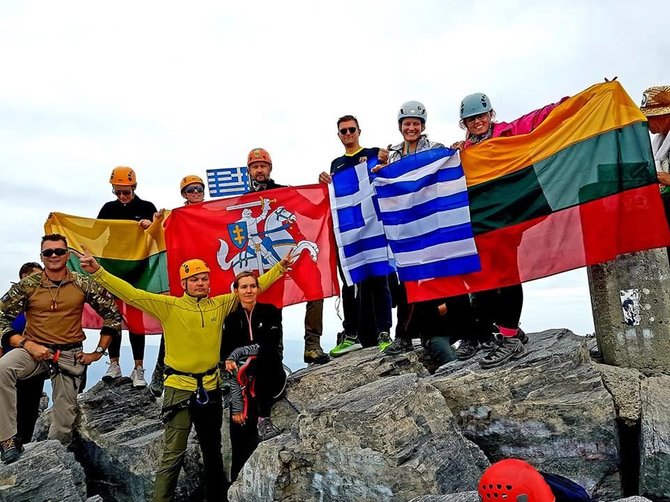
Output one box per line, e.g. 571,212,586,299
164,365,218,405
42,342,83,351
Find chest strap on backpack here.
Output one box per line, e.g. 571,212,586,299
164,365,218,405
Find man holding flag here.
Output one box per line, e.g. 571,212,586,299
78,245,297,502
246,147,331,365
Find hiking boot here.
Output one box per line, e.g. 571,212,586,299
130,366,147,388
304,347,331,365
102,361,122,383
0,436,24,465
329,336,363,358
382,337,413,355
149,363,164,397
479,334,527,369
377,331,392,352
257,417,280,441
517,328,529,344
455,339,480,361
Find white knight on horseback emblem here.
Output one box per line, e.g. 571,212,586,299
216,197,319,274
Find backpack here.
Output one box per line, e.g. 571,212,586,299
540,472,592,502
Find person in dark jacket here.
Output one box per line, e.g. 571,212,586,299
222,271,286,482
97,166,159,387
0,262,46,446
245,148,330,365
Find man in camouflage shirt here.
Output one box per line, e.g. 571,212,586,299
0,234,121,464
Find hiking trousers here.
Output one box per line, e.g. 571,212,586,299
0,347,84,445
153,387,225,502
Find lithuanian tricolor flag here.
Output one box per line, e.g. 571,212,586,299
405,81,670,302
45,212,167,334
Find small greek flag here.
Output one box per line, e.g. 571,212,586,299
207,167,250,198
329,160,395,286
372,148,480,282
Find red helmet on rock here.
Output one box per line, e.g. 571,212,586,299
479,459,555,502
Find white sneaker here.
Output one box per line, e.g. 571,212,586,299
102,361,122,383
130,366,147,388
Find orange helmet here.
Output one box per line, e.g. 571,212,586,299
109,166,137,186
179,259,211,280
247,148,272,167
479,459,555,502
180,175,205,192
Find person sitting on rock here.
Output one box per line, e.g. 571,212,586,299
4,262,48,447
78,247,297,502
222,271,287,483
0,234,121,465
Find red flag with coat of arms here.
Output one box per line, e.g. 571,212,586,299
163,184,339,306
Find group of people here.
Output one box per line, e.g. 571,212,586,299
0,85,668,501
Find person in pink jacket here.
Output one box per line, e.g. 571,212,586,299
452,92,566,368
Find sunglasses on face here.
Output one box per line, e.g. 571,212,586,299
41,248,68,257
185,186,204,194
113,189,133,196
464,112,489,125
339,127,357,135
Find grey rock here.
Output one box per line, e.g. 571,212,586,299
74,378,204,502
430,329,621,499
0,440,86,502
408,493,479,502
229,373,489,502
597,364,642,425
639,375,670,499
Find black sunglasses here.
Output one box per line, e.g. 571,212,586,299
339,127,357,135
41,248,68,257
185,186,204,194
113,189,133,196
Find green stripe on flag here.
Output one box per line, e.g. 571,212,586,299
68,252,169,293
468,122,656,235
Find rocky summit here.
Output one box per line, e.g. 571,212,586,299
1,329,669,501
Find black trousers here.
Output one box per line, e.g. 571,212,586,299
229,346,285,482
108,331,145,361
471,284,524,341
16,375,45,444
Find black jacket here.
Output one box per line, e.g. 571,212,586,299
97,195,157,221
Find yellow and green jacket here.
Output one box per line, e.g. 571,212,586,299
92,263,286,391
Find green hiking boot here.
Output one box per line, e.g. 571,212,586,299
377,331,392,352
329,336,363,358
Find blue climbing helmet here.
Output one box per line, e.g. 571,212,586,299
460,92,493,120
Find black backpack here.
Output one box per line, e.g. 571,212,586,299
540,472,592,502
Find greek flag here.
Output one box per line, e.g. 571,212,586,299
207,167,249,197
329,161,395,286
372,148,480,281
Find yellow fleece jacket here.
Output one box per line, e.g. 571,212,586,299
91,263,286,391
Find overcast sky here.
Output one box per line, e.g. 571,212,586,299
1,0,668,353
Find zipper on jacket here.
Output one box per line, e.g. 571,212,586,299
197,301,204,327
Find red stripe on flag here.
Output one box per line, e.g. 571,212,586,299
82,301,162,334
406,185,670,301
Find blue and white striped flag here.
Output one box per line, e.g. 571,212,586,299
329,161,396,286
372,148,480,281
207,167,249,198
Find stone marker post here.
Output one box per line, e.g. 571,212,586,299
588,248,670,372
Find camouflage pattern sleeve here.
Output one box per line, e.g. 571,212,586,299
79,273,122,335
0,282,28,343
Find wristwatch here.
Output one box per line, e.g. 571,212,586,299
94,346,107,355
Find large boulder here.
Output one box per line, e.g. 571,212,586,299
0,440,86,502
639,375,670,499
430,329,621,500
74,377,204,501
229,373,490,502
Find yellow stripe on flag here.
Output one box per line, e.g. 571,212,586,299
45,212,166,260
463,81,647,187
